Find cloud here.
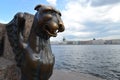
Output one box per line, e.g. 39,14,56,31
99,35,120,40
103,4,120,22
46,0,57,6
90,0,120,7
53,0,120,41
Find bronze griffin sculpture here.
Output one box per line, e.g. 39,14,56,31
0,4,64,80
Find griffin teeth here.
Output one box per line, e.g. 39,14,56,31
56,30,58,33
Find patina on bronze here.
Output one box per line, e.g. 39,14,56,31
0,4,64,80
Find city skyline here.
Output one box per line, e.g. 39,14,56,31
0,0,120,41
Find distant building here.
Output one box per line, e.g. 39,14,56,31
111,39,120,44
104,39,120,44
63,37,66,42
92,39,105,45
50,41,60,45
66,41,79,45
93,38,96,40
104,40,112,44
79,40,92,45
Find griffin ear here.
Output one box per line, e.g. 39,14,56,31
34,4,43,11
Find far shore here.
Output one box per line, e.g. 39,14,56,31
51,39,120,45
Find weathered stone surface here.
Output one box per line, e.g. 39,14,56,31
0,24,20,80
3,32,15,61
0,23,5,56
0,23,5,40
50,70,106,80
0,57,21,80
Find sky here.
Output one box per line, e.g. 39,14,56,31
0,0,120,41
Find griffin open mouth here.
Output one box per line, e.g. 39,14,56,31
44,25,58,37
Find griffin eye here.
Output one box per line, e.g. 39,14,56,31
43,14,52,21
46,14,52,18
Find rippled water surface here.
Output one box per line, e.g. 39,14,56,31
51,45,120,80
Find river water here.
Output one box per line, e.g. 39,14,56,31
51,45,120,80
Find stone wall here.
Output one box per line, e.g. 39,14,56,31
0,23,5,56
0,13,34,80
0,27,21,80
0,58,21,80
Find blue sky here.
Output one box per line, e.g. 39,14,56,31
0,0,120,41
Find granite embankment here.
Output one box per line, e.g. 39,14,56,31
50,70,106,80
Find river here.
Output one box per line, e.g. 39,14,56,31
51,45,120,80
